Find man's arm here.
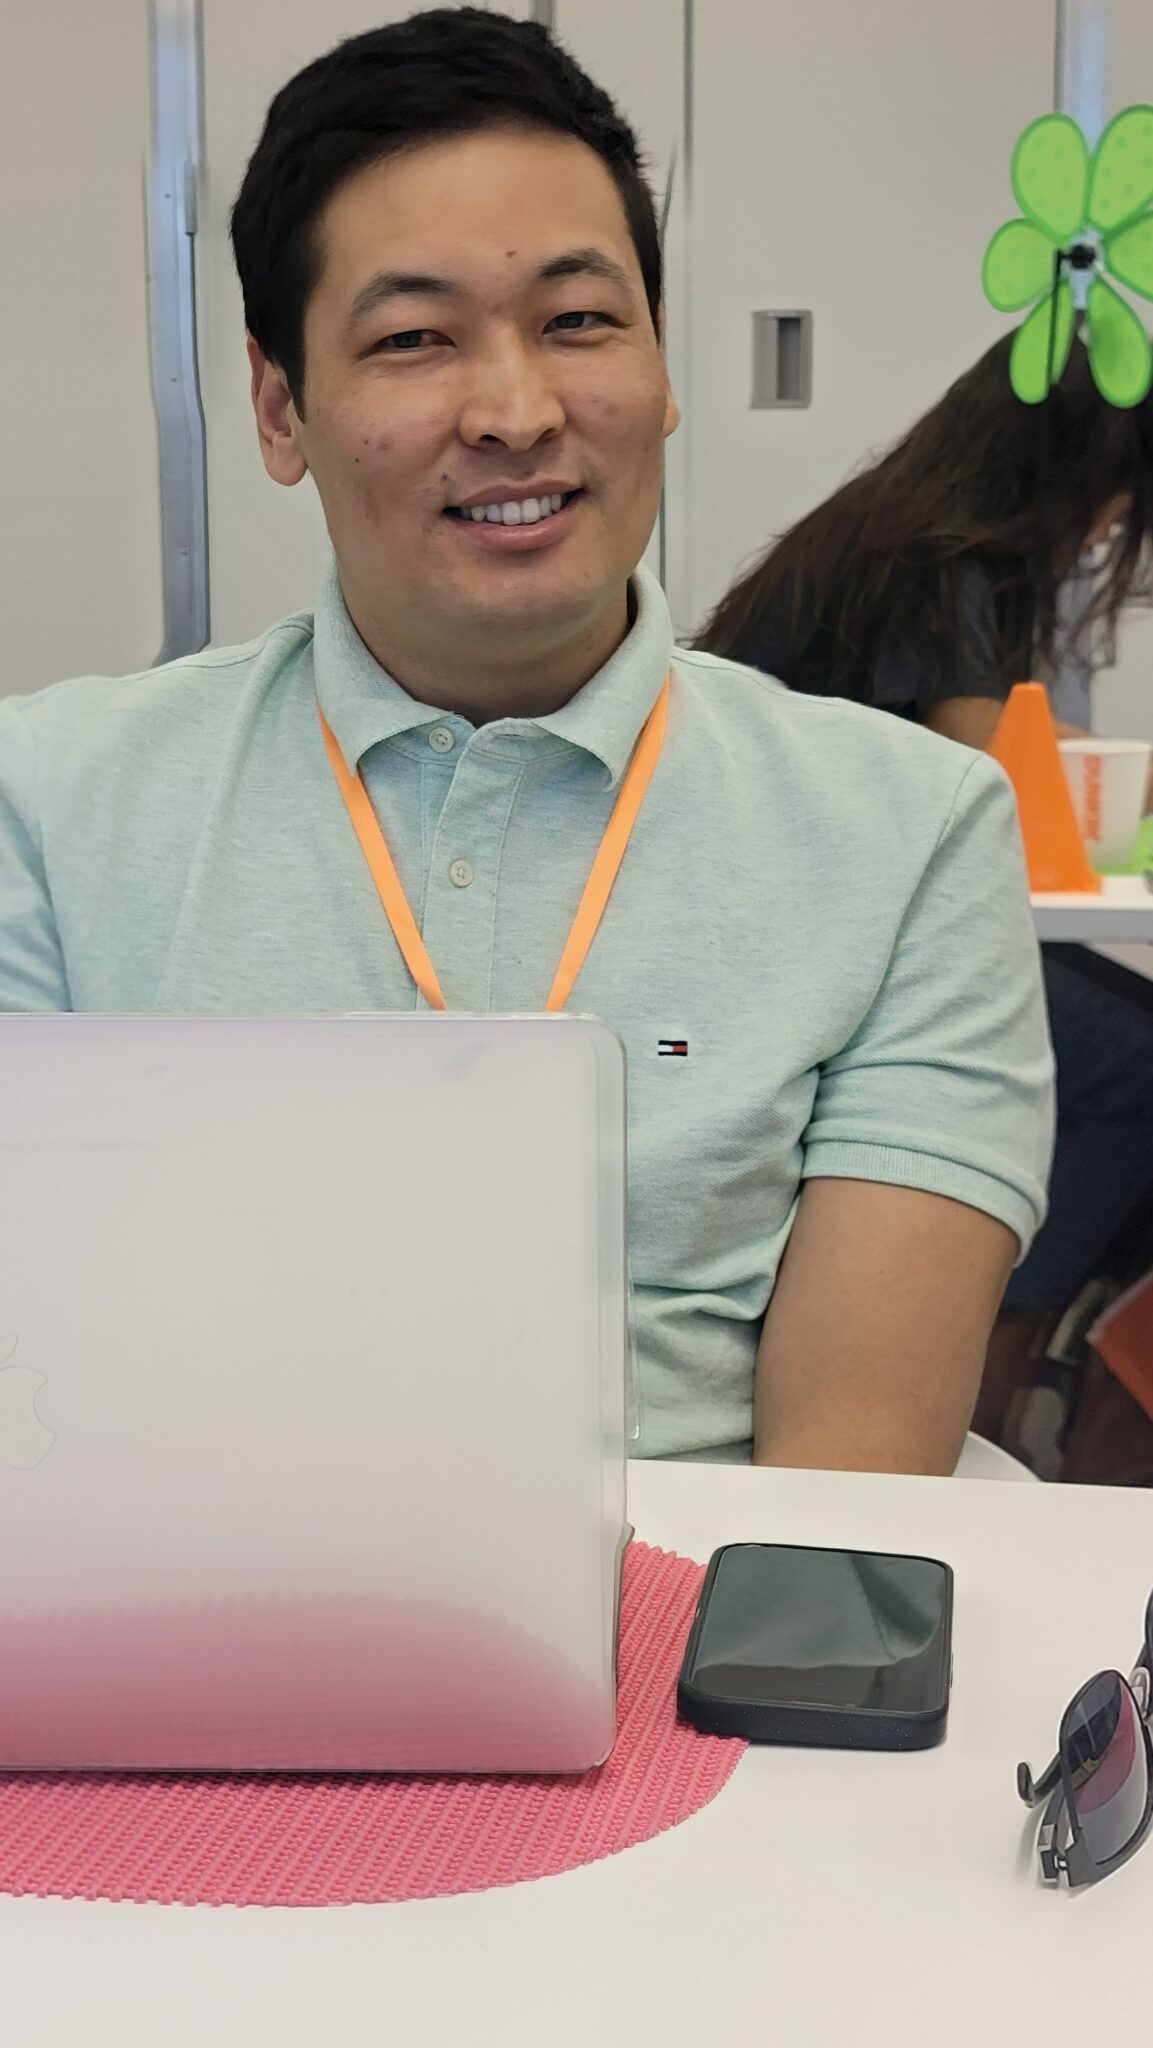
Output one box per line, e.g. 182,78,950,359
751,749,1052,1476
754,1180,1016,1474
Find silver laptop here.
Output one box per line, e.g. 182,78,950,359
0,1013,628,1774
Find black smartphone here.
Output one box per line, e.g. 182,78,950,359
677,1541,953,1751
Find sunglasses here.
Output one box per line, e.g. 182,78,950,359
1019,1591,1153,1887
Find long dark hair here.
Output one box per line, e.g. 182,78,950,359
694,332,1153,699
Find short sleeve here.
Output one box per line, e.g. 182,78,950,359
800,752,1054,1257
0,698,72,1011
872,558,1008,711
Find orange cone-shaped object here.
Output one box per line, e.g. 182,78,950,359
987,682,1100,893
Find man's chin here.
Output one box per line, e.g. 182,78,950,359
439,583,610,647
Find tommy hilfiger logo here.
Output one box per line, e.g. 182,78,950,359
658,1039,689,1057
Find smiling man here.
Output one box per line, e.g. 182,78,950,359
0,9,1053,1472
248,123,672,721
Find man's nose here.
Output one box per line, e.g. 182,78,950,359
457,341,566,451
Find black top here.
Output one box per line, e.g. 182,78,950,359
735,558,1005,720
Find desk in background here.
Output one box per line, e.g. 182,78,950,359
1032,873,1153,943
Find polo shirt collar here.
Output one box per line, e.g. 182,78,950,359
528,565,674,785
312,557,674,787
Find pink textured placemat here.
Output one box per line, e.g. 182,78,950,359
0,1543,744,1907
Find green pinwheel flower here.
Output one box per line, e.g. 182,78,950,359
983,105,1153,407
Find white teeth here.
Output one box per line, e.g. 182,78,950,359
460,492,571,525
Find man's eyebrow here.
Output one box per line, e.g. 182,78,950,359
345,271,459,330
536,247,635,295
344,248,636,332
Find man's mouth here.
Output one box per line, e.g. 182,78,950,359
444,489,583,528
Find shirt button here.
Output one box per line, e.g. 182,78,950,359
428,726,455,753
448,859,474,888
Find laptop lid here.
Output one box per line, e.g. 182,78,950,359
0,1013,627,1773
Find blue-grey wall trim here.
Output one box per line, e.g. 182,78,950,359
147,0,209,663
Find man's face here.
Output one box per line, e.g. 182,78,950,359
250,125,679,665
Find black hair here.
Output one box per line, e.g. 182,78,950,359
230,7,661,413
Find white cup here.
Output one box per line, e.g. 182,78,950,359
1058,738,1151,868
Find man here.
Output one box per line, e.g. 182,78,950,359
0,9,1052,1471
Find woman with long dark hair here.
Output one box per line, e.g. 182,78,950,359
696,332,1153,743
695,331,1153,1452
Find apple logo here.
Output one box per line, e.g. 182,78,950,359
0,1335,56,1469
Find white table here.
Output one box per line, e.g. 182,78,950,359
3,1460,1150,2047
1032,873,1153,941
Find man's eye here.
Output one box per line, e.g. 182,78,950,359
373,330,444,353
547,311,613,334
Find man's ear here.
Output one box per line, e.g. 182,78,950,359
655,305,681,441
659,305,684,442
248,338,308,487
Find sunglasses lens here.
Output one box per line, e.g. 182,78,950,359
1063,1674,1149,1868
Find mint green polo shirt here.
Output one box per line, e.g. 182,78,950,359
0,562,1053,1456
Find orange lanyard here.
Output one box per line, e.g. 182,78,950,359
318,677,670,1013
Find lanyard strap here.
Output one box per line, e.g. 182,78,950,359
318,676,670,1013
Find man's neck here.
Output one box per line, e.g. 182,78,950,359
341,585,633,726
